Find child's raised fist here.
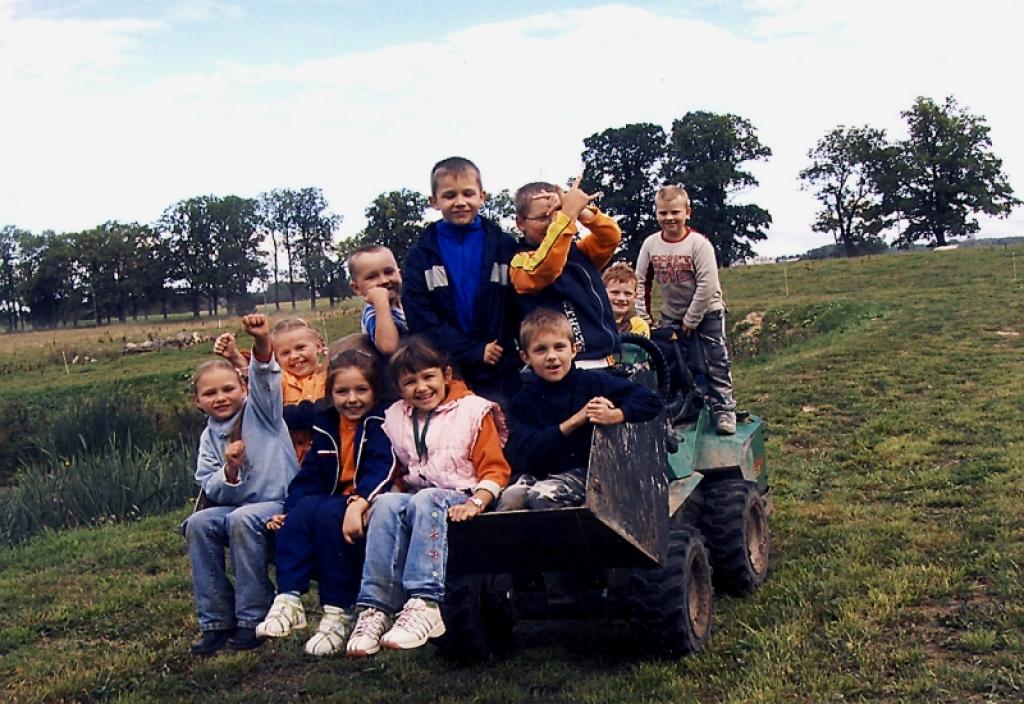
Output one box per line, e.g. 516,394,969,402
364,286,391,308
241,314,270,338
213,332,236,358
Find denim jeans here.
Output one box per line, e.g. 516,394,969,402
356,489,469,613
274,494,364,608
184,501,282,632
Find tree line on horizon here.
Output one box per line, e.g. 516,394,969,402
0,97,1016,332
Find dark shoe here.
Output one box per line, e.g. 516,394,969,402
227,627,264,651
191,629,233,656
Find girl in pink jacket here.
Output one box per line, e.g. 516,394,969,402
346,336,510,657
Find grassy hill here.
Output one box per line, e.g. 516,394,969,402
1,247,1022,702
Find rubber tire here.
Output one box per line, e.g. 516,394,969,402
628,527,713,656
435,574,516,662
699,479,770,596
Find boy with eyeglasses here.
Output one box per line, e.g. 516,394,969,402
509,176,621,367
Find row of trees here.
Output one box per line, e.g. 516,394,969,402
799,96,1019,255
2,99,1016,330
0,188,345,330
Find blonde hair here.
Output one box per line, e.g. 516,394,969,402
656,184,690,207
346,244,395,281
190,358,244,397
602,261,638,288
519,307,573,350
272,317,324,345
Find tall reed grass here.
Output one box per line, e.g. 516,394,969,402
0,438,196,545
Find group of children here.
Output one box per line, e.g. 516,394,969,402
182,156,737,658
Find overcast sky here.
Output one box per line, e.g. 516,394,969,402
1,0,1021,257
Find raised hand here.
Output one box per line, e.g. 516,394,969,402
240,314,272,359
224,439,246,483
213,332,247,370
241,314,270,338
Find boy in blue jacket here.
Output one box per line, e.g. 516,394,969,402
498,308,662,510
401,156,521,404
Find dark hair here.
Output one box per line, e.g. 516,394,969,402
326,348,383,401
388,335,450,382
430,156,482,195
514,181,557,217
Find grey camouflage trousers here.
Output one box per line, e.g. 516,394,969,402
661,309,736,414
494,468,587,511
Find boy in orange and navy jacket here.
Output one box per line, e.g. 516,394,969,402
509,177,621,367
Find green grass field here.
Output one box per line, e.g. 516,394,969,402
1,247,1022,703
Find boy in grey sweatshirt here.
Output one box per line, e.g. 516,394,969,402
635,185,736,434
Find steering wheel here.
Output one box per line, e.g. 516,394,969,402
615,333,672,400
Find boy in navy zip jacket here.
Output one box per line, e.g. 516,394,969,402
510,175,621,367
402,157,521,404
498,308,662,510
254,349,398,657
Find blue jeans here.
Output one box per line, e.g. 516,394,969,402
356,489,468,613
184,501,282,632
274,494,364,608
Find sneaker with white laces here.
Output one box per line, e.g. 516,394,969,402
304,605,356,656
255,593,306,639
715,411,737,435
381,597,446,650
346,607,392,657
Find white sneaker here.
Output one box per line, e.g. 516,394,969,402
255,593,306,639
381,598,446,650
304,605,356,656
346,607,392,657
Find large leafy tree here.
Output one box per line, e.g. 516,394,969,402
208,196,266,314
799,126,892,257
889,96,1019,247
355,189,428,267
662,111,772,267
580,123,667,263
71,225,123,325
17,231,81,328
479,188,517,236
257,190,290,310
259,188,340,309
160,196,218,318
295,188,341,309
119,222,168,320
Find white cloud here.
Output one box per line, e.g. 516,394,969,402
0,1,1020,257
164,1,246,23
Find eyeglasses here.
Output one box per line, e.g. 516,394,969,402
523,212,556,223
